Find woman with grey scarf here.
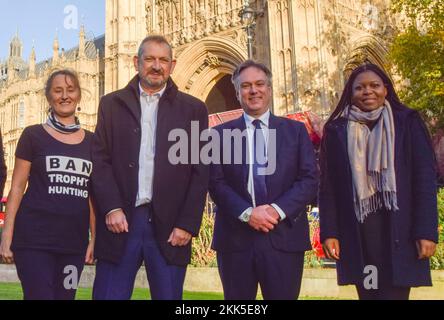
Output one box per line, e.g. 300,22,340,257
319,63,438,300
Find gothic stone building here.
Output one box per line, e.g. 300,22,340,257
0,0,394,191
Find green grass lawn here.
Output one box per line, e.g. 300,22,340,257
0,282,338,300
0,282,224,300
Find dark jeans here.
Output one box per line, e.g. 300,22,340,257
14,249,84,300
92,205,186,300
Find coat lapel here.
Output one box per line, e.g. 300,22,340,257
156,78,178,121
328,117,353,196
336,118,349,158
117,75,142,124
392,109,405,168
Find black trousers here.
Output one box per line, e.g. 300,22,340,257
357,210,411,300
14,249,84,300
356,284,411,300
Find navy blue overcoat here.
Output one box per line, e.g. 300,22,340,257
319,105,438,287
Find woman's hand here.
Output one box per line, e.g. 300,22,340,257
85,239,95,265
322,238,340,260
416,239,436,259
0,158,31,265
0,234,14,264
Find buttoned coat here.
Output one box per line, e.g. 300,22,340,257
319,105,438,286
92,75,209,266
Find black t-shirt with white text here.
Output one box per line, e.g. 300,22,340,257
11,125,93,255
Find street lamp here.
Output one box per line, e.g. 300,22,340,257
239,1,261,59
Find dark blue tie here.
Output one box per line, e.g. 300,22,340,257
252,119,268,206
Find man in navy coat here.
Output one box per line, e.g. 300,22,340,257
209,60,318,300
91,35,209,300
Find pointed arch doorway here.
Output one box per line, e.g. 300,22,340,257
173,36,247,115
205,74,239,114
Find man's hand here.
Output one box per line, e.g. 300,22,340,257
323,238,340,260
106,209,129,234
168,228,192,247
265,206,281,221
248,205,279,233
416,239,436,259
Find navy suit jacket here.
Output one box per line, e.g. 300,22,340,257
209,113,318,253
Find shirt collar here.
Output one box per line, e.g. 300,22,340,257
243,110,270,128
139,82,167,99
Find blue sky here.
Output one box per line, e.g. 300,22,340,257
0,0,105,63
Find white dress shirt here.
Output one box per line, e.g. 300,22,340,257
135,82,166,206
106,82,166,215
239,111,286,221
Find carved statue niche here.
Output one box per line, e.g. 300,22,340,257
145,1,152,33
165,1,172,34
206,0,215,35
193,0,205,39
218,0,228,30
184,0,194,41
157,1,165,34
173,0,180,30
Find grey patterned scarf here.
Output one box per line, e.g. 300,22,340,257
342,100,399,223
46,110,81,134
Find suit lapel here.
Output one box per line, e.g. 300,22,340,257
229,116,249,192
265,114,284,192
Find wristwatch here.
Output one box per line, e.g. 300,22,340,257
240,210,252,222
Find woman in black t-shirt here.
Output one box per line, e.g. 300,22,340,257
0,70,95,300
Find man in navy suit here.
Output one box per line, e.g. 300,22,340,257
209,60,318,300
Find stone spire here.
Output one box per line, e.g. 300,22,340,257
53,32,60,63
9,29,23,58
79,25,86,58
29,45,36,77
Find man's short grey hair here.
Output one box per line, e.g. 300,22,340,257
231,60,273,91
137,35,173,60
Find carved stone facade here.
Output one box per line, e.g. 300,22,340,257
0,0,395,192
254,0,395,116
0,27,105,191
105,0,394,117
105,0,248,113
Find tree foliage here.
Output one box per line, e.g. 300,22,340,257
389,0,444,128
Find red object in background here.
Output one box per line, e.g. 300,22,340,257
0,197,7,228
208,109,243,128
311,226,326,258
286,111,323,147
208,109,324,147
